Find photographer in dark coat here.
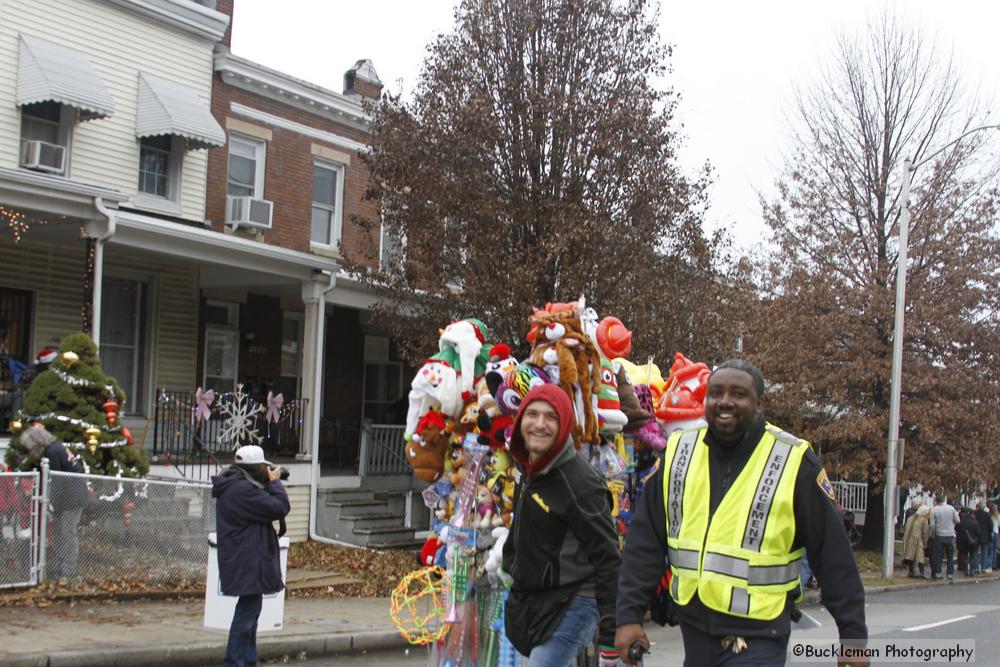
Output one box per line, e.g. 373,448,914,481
212,445,290,667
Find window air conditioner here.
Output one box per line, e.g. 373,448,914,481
227,195,273,231
21,140,65,174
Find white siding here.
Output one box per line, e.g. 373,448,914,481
285,484,311,542
0,0,216,221
0,238,200,397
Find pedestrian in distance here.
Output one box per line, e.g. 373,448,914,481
614,359,868,666
974,502,992,574
901,504,930,578
501,384,621,667
212,445,290,667
21,423,88,579
956,509,980,577
929,494,960,581
988,502,1000,574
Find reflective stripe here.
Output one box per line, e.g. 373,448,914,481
666,430,699,538
741,441,792,551
704,552,801,586
668,547,701,571
748,561,801,586
703,552,748,579
670,573,679,598
766,425,804,447
729,587,749,615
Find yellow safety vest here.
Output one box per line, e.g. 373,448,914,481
662,424,809,620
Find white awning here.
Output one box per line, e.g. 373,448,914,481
136,73,226,150
16,34,115,121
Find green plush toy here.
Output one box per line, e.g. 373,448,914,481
5,332,149,477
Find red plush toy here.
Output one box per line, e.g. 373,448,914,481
419,534,444,567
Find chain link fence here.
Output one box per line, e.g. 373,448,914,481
0,471,40,588
0,467,216,587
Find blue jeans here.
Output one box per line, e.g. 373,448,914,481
518,596,598,667
224,594,263,667
931,536,955,577
979,537,995,571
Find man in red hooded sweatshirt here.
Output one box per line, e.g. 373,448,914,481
502,384,621,666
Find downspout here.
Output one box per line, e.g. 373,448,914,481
90,197,117,347
307,270,359,547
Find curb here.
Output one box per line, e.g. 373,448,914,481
0,629,411,667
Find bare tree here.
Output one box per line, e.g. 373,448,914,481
355,0,734,363
750,13,1000,547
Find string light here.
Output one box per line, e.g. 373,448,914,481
0,204,54,243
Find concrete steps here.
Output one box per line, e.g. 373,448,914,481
316,488,423,550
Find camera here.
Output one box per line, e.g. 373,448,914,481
277,466,290,481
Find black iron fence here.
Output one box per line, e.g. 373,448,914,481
153,390,307,478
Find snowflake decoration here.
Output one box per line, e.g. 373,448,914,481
218,384,264,448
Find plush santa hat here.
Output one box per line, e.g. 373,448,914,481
34,348,57,365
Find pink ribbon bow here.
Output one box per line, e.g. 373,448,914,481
194,387,215,421
266,391,284,424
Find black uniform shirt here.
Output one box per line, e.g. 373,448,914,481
616,415,868,642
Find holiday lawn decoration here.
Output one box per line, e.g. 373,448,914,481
4,332,149,477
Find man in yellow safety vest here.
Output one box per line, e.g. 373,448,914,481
613,359,868,666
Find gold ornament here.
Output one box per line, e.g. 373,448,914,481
10,420,22,434
85,426,101,449
61,351,80,367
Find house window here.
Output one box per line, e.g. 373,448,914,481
362,362,403,424
202,300,239,395
379,224,406,274
227,134,265,198
100,277,148,415
138,136,172,197
280,315,302,379
310,162,344,247
20,101,69,174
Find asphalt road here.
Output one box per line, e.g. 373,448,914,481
255,579,1000,666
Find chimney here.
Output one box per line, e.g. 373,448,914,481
344,59,383,100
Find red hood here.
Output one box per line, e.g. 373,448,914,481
509,384,575,477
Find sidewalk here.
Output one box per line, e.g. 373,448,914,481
0,596,408,667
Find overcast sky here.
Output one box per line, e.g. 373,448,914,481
230,0,1000,253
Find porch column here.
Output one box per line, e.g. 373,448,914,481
299,275,335,460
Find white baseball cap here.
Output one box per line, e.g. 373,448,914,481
234,445,273,466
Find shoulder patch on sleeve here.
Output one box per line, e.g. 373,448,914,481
816,468,837,502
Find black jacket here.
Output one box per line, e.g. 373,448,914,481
41,442,88,512
616,416,867,643
957,517,980,549
502,442,621,653
975,509,992,544
212,466,290,596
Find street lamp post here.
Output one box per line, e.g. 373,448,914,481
881,125,1000,579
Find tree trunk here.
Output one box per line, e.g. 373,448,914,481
860,485,884,551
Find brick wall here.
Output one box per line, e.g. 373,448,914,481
206,75,381,268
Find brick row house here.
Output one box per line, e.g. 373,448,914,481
0,0,419,546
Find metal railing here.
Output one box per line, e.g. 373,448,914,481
358,422,408,477
831,480,868,515
153,390,307,479
0,464,216,587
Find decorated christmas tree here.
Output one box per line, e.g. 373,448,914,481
4,332,149,477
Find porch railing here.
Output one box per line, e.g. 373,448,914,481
358,422,408,477
153,390,307,479
831,480,868,515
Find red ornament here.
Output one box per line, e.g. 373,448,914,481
102,400,119,416
121,427,134,446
